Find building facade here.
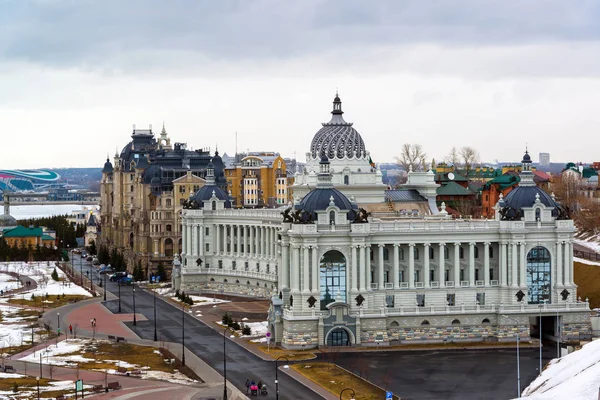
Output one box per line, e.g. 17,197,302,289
225,152,292,207
176,96,590,349
99,125,225,274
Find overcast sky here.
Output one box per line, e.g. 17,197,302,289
2,0,600,168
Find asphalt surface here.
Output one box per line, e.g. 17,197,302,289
333,345,556,400
80,257,319,400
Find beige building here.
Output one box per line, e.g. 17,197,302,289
100,126,224,274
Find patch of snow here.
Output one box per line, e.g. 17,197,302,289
575,238,600,254
519,338,600,400
242,321,268,337
0,372,25,378
0,272,21,292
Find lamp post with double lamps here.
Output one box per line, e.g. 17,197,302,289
223,326,229,400
56,312,60,345
275,356,289,400
503,315,521,398
539,300,547,375
153,287,158,341
103,272,107,301
132,282,137,326
181,303,186,366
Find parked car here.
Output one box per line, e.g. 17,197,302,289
99,266,114,275
109,272,127,282
92,258,100,265
86,256,93,262
118,276,133,286
81,252,87,258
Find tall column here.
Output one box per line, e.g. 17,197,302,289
501,242,508,286
469,242,476,286
511,242,518,288
224,224,229,255
409,243,415,288
359,245,366,292
273,228,277,259
259,227,264,258
215,224,220,256
236,225,241,256
191,224,197,257
366,245,372,290
303,246,310,293
519,242,527,287
453,243,461,285
186,222,192,258
351,245,358,292
281,244,289,290
439,243,445,286
266,227,270,259
311,246,319,294
249,226,254,258
483,242,490,286
292,245,300,292
264,227,268,259
423,243,430,288
153,239,159,257
393,244,400,289
245,226,250,257
556,241,563,287
378,244,385,289
565,241,573,286
199,224,204,256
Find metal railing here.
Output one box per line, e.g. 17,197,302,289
574,249,600,261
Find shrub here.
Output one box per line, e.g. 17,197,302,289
175,289,180,298
241,325,251,335
222,313,233,326
12,382,18,393
51,268,59,281
31,294,36,300
231,321,241,330
180,291,185,301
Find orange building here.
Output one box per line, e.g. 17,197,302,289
2,226,55,248
225,152,293,207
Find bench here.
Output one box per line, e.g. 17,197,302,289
117,367,127,374
164,358,175,365
107,381,121,391
92,384,104,393
3,365,15,373
130,369,142,375
107,335,116,341
116,336,126,342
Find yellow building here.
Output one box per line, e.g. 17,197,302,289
225,152,293,207
3,226,55,248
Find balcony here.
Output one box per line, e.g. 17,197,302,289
185,267,277,282
460,281,470,287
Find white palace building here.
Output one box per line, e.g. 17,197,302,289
175,95,591,348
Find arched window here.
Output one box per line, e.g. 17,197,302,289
414,246,419,260
421,320,430,326
482,318,491,325
235,279,240,284
383,248,389,260
399,247,405,260
344,175,349,185
444,246,449,259
489,245,494,259
211,201,216,210
459,246,464,259
224,279,228,283
474,246,479,259
210,278,215,282
389,321,400,328
451,319,461,326
164,238,174,257
527,246,551,304
429,247,434,260
329,211,335,225
246,280,251,285
535,208,541,221
319,250,347,310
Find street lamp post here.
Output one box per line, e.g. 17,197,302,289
339,388,356,400
556,308,560,359
36,376,40,400
117,278,122,312
181,304,186,366
153,288,158,341
539,301,546,375
223,326,228,400
275,356,289,400
79,254,83,286
103,272,107,301
56,312,60,345
503,315,521,398
132,282,137,326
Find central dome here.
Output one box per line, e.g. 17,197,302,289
310,95,367,160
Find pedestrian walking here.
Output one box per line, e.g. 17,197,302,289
245,379,250,394
69,324,73,335
90,318,94,327
93,318,96,327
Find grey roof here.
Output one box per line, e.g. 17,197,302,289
102,158,113,174
87,213,97,227
310,95,366,160
385,189,427,202
502,186,556,210
190,185,232,208
295,187,357,221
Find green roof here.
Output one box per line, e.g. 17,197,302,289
41,234,55,241
481,173,520,191
437,181,474,196
3,226,43,238
435,172,469,183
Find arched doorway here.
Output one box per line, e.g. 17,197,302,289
164,238,174,257
327,327,351,346
319,250,347,309
526,246,551,304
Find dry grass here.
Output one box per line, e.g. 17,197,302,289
8,294,88,309
574,261,600,309
0,377,51,391
245,340,316,361
291,362,399,400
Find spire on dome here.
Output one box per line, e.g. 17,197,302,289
332,92,343,115
518,147,535,186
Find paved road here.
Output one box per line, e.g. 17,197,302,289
93,273,318,400
333,345,556,400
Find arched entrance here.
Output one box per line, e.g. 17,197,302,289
326,327,351,346
319,250,347,310
526,246,551,304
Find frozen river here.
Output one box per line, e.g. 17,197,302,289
0,203,99,219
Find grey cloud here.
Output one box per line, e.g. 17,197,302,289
2,0,600,70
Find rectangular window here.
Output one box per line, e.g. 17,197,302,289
476,293,485,305
232,261,236,270
430,269,435,282
475,268,479,281
398,270,404,283
460,269,465,282
205,227,209,236
130,185,134,192
386,295,395,308
489,268,494,281
444,269,449,282
245,261,249,271
416,294,425,307
218,260,223,269
205,243,209,252
489,245,494,259
256,263,260,272
447,294,455,306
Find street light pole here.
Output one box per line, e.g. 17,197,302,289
181,304,186,366
556,308,560,359
80,253,83,286
223,326,228,400
275,356,289,400
503,315,521,398
132,282,137,326
36,376,40,400
539,301,545,375
56,312,60,345
103,272,107,301
118,279,122,312
153,288,157,341
339,388,356,400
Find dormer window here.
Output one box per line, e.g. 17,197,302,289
329,210,335,225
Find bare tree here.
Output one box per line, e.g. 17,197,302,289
72,324,79,340
447,147,460,168
459,146,480,176
48,363,56,380
396,143,427,172
552,172,580,212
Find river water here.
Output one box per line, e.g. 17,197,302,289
0,204,99,220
